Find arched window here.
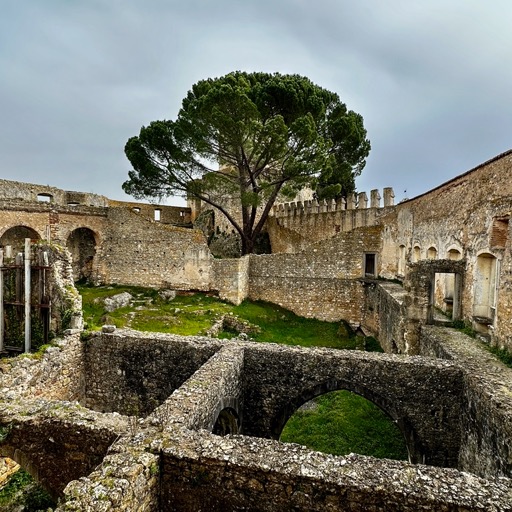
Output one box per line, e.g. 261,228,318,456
427,247,437,259
413,245,421,262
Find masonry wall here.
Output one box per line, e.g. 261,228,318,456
380,151,512,350
101,207,212,290
248,226,382,323
82,332,222,416
419,325,512,479
212,256,250,305
361,281,407,353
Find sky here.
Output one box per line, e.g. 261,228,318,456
1,0,511,206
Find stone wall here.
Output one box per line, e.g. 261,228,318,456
420,325,512,479
267,188,394,253
212,256,250,305
380,150,512,350
1,330,512,510
361,281,407,353
247,226,382,323
100,207,212,290
81,331,222,416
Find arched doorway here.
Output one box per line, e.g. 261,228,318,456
212,407,240,436
0,226,40,255
66,228,97,282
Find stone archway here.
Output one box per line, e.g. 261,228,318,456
270,378,418,463
0,226,40,255
66,228,97,282
212,407,240,436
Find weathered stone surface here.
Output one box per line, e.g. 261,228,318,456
1,329,512,510
103,292,132,312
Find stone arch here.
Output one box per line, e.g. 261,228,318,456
412,245,421,262
212,407,240,436
210,397,241,436
271,378,419,463
0,226,41,254
66,228,98,282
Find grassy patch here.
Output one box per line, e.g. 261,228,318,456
280,390,408,460
487,346,512,368
0,468,55,511
77,285,376,350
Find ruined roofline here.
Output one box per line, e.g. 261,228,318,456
399,148,512,205
0,177,109,207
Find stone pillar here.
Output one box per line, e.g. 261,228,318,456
370,189,381,208
383,187,395,207
346,194,356,210
357,192,368,209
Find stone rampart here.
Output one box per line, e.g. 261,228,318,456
268,188,394,252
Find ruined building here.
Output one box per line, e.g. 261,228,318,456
0,150,512,509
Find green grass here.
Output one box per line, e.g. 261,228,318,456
77,285,375,350
280,390,408,460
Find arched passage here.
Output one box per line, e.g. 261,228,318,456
212,407,240,436
270,378,421,463
0,226,40,255
66,228,97,282
280,389,408,460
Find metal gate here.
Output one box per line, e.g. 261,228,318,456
0,238,50,354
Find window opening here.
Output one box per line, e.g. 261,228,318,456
427,247,437,259
364,253,376,277
37,193,52,203
154,209,161,221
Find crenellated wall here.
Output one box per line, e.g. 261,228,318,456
268,188,395,253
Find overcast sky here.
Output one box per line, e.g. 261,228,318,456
1,1,510,205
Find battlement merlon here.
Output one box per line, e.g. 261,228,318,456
271,188,395,217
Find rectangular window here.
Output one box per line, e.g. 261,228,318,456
154,209,161,221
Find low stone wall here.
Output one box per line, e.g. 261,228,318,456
1,330,512,510
157,343,244,431
362,281,407,353
420,325,512,479
157,430,511,512
81,331,222,416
